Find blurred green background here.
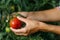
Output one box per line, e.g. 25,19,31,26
0,0,60,40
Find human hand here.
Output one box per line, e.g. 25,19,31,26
16,12,35,19
10,16,44,36
11,12,29,18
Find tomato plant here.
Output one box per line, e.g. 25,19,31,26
0,0,59,40
10,17,22,29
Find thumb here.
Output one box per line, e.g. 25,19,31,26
17,16,28,23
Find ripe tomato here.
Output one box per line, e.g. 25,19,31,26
10,17,22,29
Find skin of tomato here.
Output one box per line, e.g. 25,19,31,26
10,17,22,29
6,27,11,33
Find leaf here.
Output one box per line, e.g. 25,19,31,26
0,32,6,40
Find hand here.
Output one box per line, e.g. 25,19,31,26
17,12,29,17
10,16,44,36
16,12,35,19
11,12,29,18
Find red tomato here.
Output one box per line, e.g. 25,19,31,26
10,17,22,29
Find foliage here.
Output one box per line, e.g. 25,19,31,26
0,0,60,40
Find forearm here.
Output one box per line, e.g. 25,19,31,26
28,7,60,21
39,22,60,34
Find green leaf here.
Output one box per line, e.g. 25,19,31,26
0,32,6,40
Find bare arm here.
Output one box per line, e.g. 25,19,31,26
27,7,60,22
13,6,60,22
39,23,60,34
10,17,60,36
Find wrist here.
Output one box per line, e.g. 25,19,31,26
38,22,53,32
38,22,48,31
27,11,45,21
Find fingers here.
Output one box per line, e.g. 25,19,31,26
15,32,28,36
17,12,28,17
10,27,28,36
17,16,28,23
10,27,26,33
